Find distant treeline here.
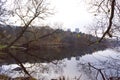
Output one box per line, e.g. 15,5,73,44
0,24,115,51
0,24,119,64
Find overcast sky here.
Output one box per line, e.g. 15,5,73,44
45,0,94,32
6,0,94,32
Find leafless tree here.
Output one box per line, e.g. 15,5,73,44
0,0,54,77
6,0,53,48
86,0,120,42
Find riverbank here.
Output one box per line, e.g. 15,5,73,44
0,74,36,80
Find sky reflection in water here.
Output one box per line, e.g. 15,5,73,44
0,48,120,80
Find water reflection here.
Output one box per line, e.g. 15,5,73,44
0,48,120,80
0,46,106,64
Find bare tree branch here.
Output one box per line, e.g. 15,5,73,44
98,0,115,42
2,49,31,77
22,29,59,47
88,63,106,80
5,0,51,48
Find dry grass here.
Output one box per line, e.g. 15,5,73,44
0,74,37,80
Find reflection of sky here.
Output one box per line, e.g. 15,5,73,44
1,48,120,79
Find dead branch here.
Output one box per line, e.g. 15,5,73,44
2,49,31,77
21,29,59,47
99,0,115,42
88,62,106,80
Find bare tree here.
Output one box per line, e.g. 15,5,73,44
86,0,120,42
6,0,53,48
0,0,53,77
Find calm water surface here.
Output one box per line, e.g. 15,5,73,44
0,47,120,80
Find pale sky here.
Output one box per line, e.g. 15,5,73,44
45,0,94,32
6,0,94,32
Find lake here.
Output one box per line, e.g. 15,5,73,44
0,47,120,80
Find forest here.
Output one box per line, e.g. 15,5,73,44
0,24,111,50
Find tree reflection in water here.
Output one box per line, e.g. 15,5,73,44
0,48,120,80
